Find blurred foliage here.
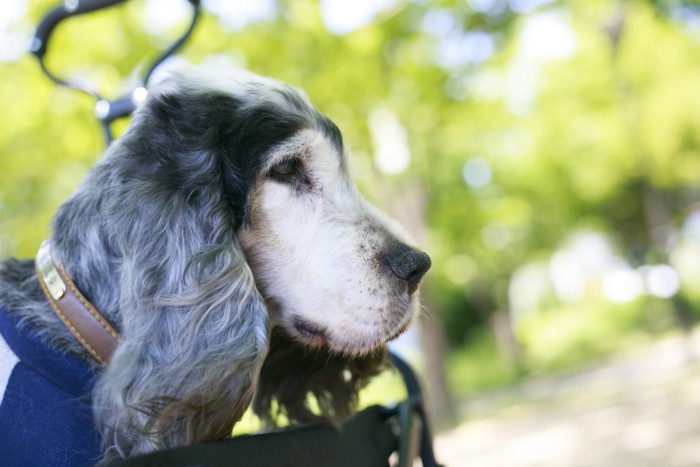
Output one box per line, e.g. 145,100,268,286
2,0,700,398
447,330,523,395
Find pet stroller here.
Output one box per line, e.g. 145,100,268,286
112,353,441,467
31,1,443,465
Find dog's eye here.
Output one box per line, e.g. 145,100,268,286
269,158,301,181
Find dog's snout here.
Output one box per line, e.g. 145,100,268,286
384,245,431,293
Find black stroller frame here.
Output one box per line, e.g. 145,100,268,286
31,2,442,465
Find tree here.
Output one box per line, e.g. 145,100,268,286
2,0,700,424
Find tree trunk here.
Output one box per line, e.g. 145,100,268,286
381,178,455,428
417,304,455,427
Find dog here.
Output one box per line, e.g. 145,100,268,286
0,67,430,465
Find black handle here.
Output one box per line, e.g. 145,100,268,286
31,0,127,58
32,0,202,145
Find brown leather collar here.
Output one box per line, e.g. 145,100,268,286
35,241,120,366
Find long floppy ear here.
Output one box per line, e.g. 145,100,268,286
253,329,388,427
92,90,269,461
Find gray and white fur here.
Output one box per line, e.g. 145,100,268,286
0,67,431,462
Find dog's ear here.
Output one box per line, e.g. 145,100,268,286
92,91,269,460
253,329,388,427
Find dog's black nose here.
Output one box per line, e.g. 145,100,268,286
384,245,431,293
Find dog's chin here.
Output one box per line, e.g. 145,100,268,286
287,312,414,357
384,315,413,342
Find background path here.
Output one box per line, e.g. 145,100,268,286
434,330,700,466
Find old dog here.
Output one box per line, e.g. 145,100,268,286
0,67,430,464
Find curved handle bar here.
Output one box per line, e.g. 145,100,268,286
30,0,127,58
31,0,201,144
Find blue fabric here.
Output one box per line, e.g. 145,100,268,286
0,305,102,467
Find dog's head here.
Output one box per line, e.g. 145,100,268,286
145,68,430,355
77,67,429,458
230,93,430,357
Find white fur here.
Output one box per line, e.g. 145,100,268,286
155,66,312,114
239,129,418,355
